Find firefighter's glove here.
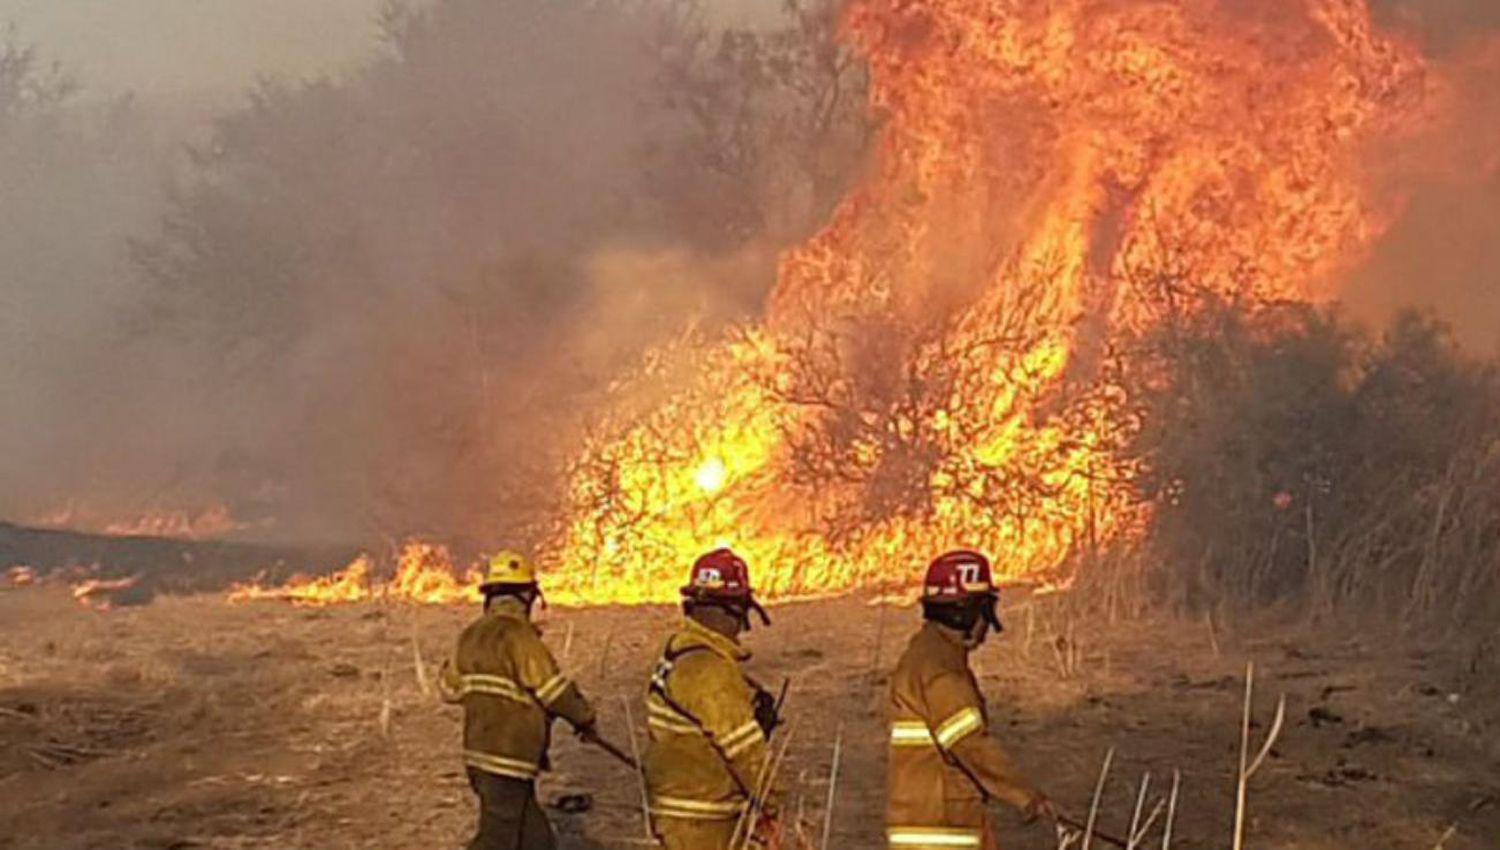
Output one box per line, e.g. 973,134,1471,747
749,807,784,850
1021,792,1056,825
752,688,780,736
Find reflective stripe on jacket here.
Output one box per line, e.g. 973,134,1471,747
886,622,1035,849
643,618,767,822
440,597,595,780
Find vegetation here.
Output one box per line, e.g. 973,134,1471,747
1120,299,1500,630
129,0,869,548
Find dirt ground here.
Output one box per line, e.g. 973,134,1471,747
2,585,1496,850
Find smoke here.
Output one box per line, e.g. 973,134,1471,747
1348,2,1500,350
1371,0,1500,55
0,0,848,548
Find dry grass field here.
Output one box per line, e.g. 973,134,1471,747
2,585,1497,850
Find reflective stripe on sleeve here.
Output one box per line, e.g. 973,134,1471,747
456,674,531,704
646,696,701,736
650,795,747,821
887,826,983,847
933,706,984,749
462,749,540,780
890,721,934,747
534,672,572,706
719,718,764,759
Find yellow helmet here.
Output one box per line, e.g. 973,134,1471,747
481,550,537,590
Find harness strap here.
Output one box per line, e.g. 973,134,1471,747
648,643,753,798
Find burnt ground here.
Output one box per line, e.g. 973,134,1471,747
1,585,1496,850
0,522,358,594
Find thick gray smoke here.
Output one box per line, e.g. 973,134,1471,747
0,0,864,549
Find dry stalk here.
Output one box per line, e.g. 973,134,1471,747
820,724,844,850
1430,824,1458,849
619,695,655,844
1050,619,1083,680
410,617,431,699
1126,772,1151,849
1083,747,1116,850
868,595,890,685
1232,662,1287,850
597,627,617,681
561,621,576,666
1131,798,1166,848
379,672,392,739
1025,602,1036,659
1161,769,1181,850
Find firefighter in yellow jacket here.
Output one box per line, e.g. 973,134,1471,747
644,548,781,850
440,551,597,850
887,550,1055,850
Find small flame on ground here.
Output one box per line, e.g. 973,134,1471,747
227,543,484,607
28,503,251,540
71,576,141,612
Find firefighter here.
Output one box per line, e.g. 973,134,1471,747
643,548,781,850
887,549,1054,850
439,550,597,850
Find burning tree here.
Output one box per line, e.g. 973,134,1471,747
548,0,1457,603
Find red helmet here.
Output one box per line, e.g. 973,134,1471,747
922,549,998,602
922,549,1002,632
682,547,770,627
682,547,754,599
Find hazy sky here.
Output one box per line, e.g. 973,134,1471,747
0,0,393,98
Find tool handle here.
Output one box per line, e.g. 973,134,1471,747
582,731,641,771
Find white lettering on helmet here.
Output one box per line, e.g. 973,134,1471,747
957,562,982,585
698,567,723,585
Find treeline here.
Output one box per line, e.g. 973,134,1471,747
1117,296,1500,630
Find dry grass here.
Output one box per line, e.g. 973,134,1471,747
2,586,1498,849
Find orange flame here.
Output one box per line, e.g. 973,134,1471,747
29,502,250,540
71,576,141,612
227,542,485,607
547,0,1439,604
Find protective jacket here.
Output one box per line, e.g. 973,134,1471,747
887,622,1036,850
644,617,768,824
440,597,595,781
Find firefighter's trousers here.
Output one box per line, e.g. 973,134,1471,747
466,768,555,850
653,816,739,850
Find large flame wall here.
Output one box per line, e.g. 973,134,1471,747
547,0,1435,604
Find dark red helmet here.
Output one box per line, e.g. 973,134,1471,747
682,547,770,627
921,549,1002,632
922,549,997,601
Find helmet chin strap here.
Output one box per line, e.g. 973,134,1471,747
486,584,545,614
747,598,771,628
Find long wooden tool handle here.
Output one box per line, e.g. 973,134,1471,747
586,732,642,771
